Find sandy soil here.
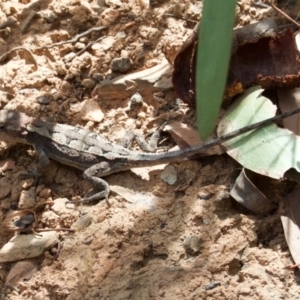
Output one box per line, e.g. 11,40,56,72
1,0,300,299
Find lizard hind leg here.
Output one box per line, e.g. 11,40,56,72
67,163,111,204
119,120,169,152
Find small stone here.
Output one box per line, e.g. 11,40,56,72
160,165,177,185
183,236,203,256
116,31,126,39
82,78,96,89
111,57,131,73
100,8,119,25
79,37,88,44
36,93,53,104
39,188,52,198
80,100,104,122
198,191,213,200
105,0,123,6
74,42,86,50
20,178,34,189
41,11,58,23
92,36,115,51
130,92,143,108
0,232,58,263
203,219,210,225
204,281,221,291
92,73,104,83
63,52,76,62
18,188,36,209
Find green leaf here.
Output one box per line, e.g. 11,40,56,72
196,0,236,140
218,86,300,179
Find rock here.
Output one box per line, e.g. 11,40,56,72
95,36,116,51
100,8,119,25
111,57,131,73
36,93,53,104
74,42,86,50
0,232,58,263
130,92,143,108
18,188,36,209
160,165,177,185
80,100,104,122
204,281,221,291
82,78,96,89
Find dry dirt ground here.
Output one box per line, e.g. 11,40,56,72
1,0,300,299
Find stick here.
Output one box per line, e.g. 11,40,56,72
36,26,107,50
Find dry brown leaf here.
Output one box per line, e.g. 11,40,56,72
164,121,201,147
173,19,300,107
164,121,224,155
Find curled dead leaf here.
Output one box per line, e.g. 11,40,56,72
230,168,276,214
173,19,299,107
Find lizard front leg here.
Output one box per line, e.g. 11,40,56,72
19,145,51,183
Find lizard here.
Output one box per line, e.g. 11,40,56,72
0,108,300,204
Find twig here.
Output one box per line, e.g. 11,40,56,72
0,46,38,70
212,107,300,147
164,106,300,161
271,4,300,28
36,26,107,50
253,2,270,9
65,36,103,62
2,209,74,234
164,14,198,24
287,263,300,270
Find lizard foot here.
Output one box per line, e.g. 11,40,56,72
66,189,110,205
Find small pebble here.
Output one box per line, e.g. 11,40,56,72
80,100,104,122
111,57,131,73
130,92,143,108
74,42,86,50
18,188,36,209
36,93,52,104
82,78,96,89
160,165,177,185
203,219,210,225
204,281,221,291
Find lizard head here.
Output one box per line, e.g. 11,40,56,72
0,110,31,144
